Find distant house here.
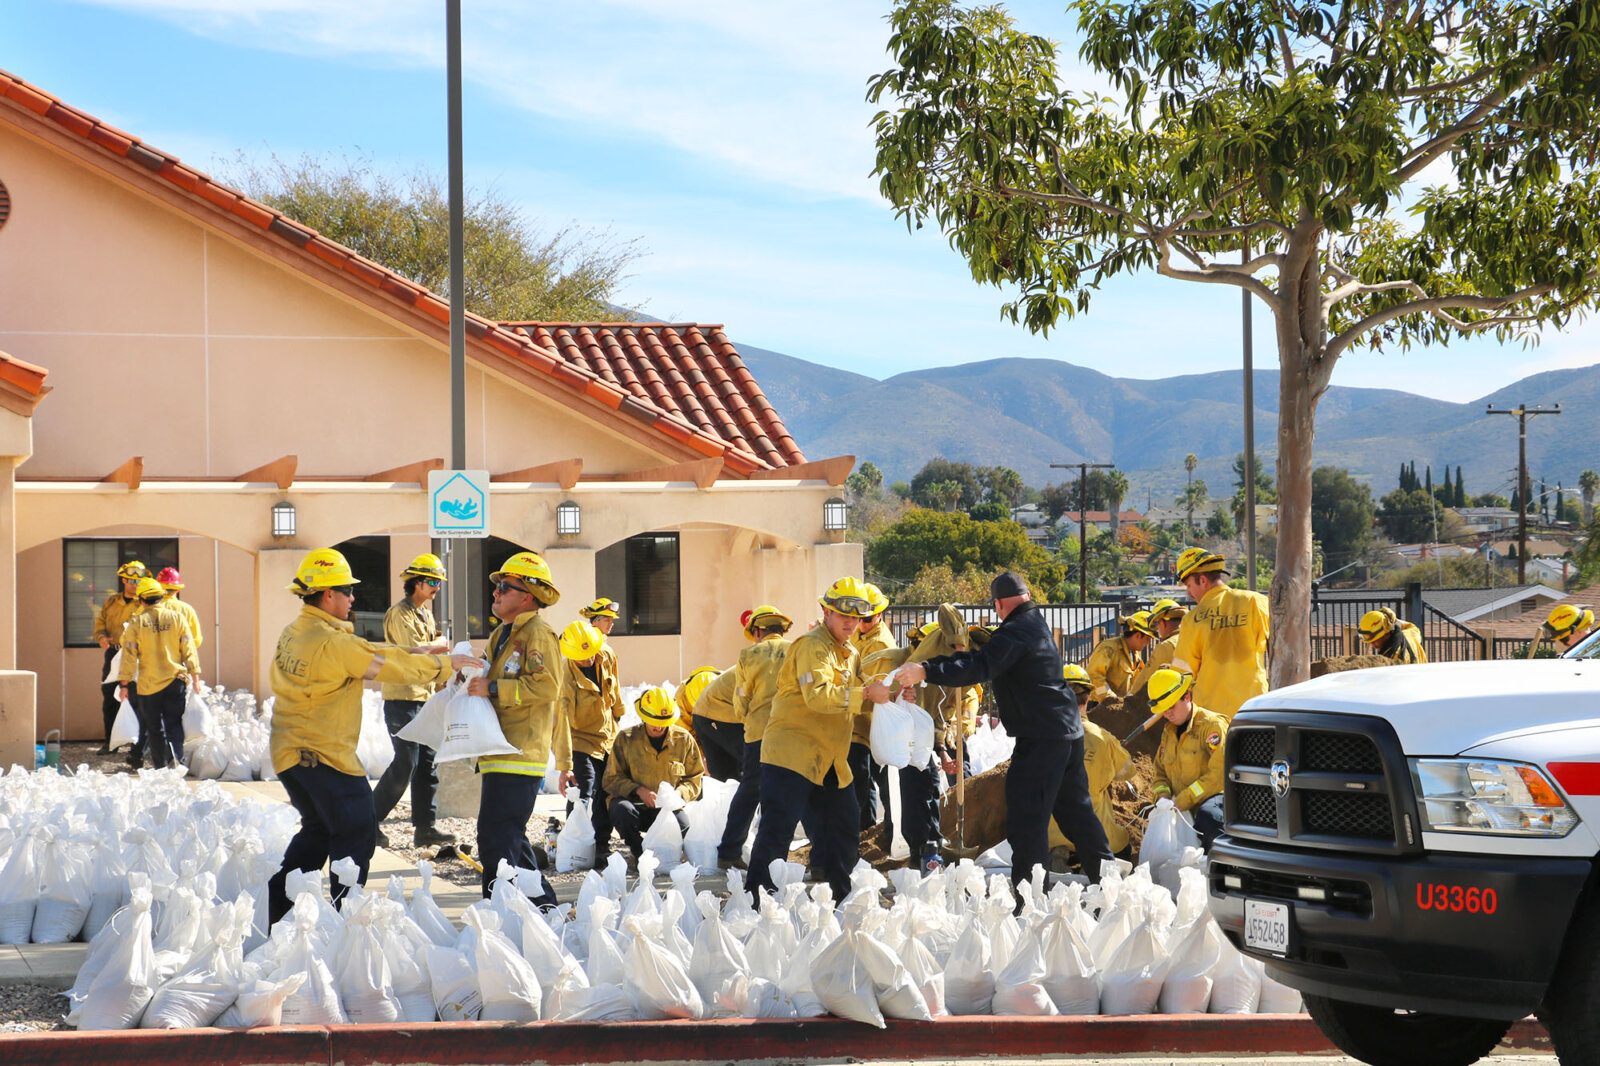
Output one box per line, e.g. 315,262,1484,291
1424,584,1567,624
1453,507,1519,533
1526,557,1574,587
1390,542,1473,562
1142,504,1188,529
1058,509,1144,534
1485,537,1568,562
1010,503,1049,528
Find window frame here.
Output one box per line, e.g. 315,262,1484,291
63,537,180,648
595,532,682,637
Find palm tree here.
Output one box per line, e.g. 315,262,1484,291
1183,454,1199,539
1106,469,1130,551
1581,469,1599,527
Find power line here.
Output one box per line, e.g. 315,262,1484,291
1486,403,1561,584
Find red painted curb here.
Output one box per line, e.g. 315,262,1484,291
0,1014,1553,1065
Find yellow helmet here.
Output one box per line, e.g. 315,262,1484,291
864,583,889,615
820,576,875,618
915,621,940,642
1546,604,1595,640
1062,663,1091,690
1175,547,1228,582
287,548,360,594
559,619,605,661
678,666,719,713
402,553,447,580
135,577,165,602
580,597,620,620
1147,668,1195,715
489,551,560,606
636,685,678,725
1149,598,1187,626
117,561,149,581
743,604,794,638
1358,608,1397,644
1125,611,1155,637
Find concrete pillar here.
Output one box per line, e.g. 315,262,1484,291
0,670,38,770
0,460,15,671
255,548,304,700
541,546,595,612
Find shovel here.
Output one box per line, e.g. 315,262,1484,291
942,719,981,862
1121,712,1166,749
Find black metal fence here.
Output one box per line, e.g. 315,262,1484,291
884,600,1164,665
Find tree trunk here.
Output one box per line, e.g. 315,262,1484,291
1271,344,1322,689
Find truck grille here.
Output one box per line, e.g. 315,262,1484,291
1223,712,1415,854
1210,861,1374,918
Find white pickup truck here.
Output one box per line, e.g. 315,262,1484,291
1207,656,1600,1066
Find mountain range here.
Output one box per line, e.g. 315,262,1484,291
735,342,1599,511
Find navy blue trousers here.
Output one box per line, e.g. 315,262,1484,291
693,716,745,782
1006,735,1113,889
477,771,556,905
134,678,186,768
1193,794,1226,850
747,763,858,902
898,755,943,861
718,739,764,861
371,700,439,826
268,761,376,925
848,742,880,830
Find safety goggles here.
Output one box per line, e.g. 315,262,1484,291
827,595,872,616
495,580,531,596
422,578,442,588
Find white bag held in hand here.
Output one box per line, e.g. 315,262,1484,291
182,687,214,740
869,698,917,768
906,702,937,768
434,687,520,765
1138,798,1201,897
397,678,459,750
556,789,597,873
109,697,141,750
103,648,123,685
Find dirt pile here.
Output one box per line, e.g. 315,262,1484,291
1089,692,1160,758
1311,654,1396,678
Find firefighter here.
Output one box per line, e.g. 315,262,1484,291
155,568,204,656
603,686,706,873
747,578,872,901
877,571,1114,894
1172,547,1270,718
1543,603,1596,652
1146,667,1229,849
1085,611,1155,704
1054,664,1137,861
116,576,200,771
95,561,148,756
1358,607,1428,664
849,584,896,830
266,548,476,924
685,665,742,781
465,551,571,903
717,604,795,870
1131,598,1186,694
557,617,621,866
372,553,454,850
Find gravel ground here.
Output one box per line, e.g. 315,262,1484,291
0,985,69,1033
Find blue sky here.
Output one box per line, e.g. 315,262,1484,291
7,0,1597,402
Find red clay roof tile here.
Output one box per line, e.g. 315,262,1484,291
0,352,48,397
0,67,801,469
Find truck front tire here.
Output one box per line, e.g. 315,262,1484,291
1542,893,1600,1066
1303,993,1511,1066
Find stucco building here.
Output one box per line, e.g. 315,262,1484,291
0,69,860,748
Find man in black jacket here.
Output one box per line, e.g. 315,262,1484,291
870,571,1113,891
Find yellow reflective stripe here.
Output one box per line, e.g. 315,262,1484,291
1152,784,1172,795
479,758,546,776
1187,781,1206,798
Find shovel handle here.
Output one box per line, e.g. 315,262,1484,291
1120,713,1164,748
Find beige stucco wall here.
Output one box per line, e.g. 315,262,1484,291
0,118,863,740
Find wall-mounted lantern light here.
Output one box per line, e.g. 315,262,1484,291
823,496,848,532
557,500,581,536
271,501,297,538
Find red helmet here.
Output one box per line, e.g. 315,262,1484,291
156,567,183,590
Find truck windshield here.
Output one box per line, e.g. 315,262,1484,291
1564,629,1600,659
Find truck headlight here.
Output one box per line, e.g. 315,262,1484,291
1410,759,1579,837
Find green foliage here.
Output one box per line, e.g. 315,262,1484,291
1380,553,1514,590
899,562,997,604
1206,505,1236,540
231,154,639,321
910,458,984,510
846,460,884,497
868,508,1068,597
983,466,1027,507
1473,492,1510,508
1232,452,1277,530
1378,487,1446,544
1311,466,1375,566
890,480,913,499
968,501,1011,522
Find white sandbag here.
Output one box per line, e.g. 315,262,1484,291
142,897,251,1028
1039,912,1100,1015
109,697,140,750
1138,799,1201,897
273,896,349,1025
811,931,885,1028
215,971,304,1028
869,698,917,768
72,879,157,1029
426,945,482,1021
356,692,396,779
655,779,686,813
1209,941,1263,1014
466,908,542,1021
409,861,457,947
641,807,684,868
396,679,459,750
1258,963,1304,1013
993,925,1059,1016
187,736,228,780
623,915,704,1019
689,898,751,1017
898,934,948,1017
943,917,995,1015
906,702,937,769
683,778,733,872
336,901,403,1024
82,841,128,943
1099,907,1169,1015
855,928,932,1021
555,788,597,873
31,829,92,943
1160,916,1225,1014
548,962,635,1021
433,688,520,764
182,688,214,740
0,832,39,944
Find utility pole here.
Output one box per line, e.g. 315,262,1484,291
1051,461,1115,602
443,0,470,642
1486,403,1559,585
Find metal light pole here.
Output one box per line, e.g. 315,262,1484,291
1486,403,1560,585
444,0,469,641
1242,240,1257,591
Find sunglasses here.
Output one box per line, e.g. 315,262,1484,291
495,580,530,596
330,585,356,598
422,578,442,588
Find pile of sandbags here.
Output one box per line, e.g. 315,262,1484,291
183,683,274,782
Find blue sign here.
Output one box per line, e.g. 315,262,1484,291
428,469,490,538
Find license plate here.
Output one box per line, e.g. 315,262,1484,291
1245,899,1291,956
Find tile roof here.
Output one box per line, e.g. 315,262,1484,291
0,351,48,397
0,69,797,473
505,323,803,469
